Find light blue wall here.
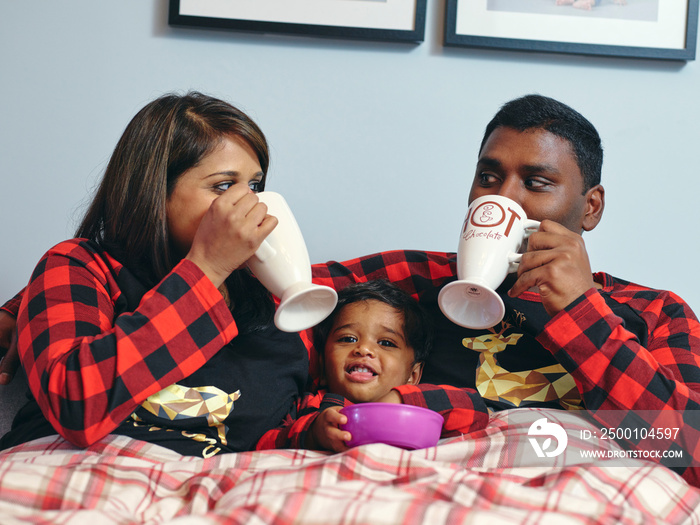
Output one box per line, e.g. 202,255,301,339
1,0,699,313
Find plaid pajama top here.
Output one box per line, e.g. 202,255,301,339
4,239,310,456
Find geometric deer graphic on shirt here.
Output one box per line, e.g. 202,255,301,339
139,384,241,445
463,321,582,410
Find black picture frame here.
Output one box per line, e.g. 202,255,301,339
168,0,427,43
444,0,698,61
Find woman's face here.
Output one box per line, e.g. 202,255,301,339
166,136,264,256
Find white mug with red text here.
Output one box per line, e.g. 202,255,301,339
438,195,540,329
246,191,337,332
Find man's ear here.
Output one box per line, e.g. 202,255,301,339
406,362,424,385
582,184,605,232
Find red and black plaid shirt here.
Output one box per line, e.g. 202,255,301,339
12,239,243,448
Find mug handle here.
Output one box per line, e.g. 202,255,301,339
523,219,540,238
253,239,277,263
508,220,541,272
507,253,523,273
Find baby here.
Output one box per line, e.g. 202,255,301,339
257,279,487,452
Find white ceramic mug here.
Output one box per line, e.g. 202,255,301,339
438,195,540,329
246,191,337,332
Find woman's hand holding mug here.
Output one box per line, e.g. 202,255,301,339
186,184,278,289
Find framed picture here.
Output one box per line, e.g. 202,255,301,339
444,0,698,60
169,0,427,43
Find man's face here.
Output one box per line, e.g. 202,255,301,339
469,126,594,233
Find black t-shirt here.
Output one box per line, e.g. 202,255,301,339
420,279,581,411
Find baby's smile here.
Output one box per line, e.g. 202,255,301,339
345,362,378,382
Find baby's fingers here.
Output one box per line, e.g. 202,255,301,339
326,407,348,427
327,427,352,452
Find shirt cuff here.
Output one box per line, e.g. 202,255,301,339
537,288,611,353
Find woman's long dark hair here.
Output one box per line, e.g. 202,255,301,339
76,91,274,330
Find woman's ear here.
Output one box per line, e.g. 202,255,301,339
407,362,424,385
582,184,605,232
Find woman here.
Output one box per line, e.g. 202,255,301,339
0,92,311,457
0,92,487,458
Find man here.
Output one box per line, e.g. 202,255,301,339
2,94,699,483
309,94,700,485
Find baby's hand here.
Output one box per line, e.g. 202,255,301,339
309,406,351,452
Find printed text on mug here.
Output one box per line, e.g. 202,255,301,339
462,201,523,238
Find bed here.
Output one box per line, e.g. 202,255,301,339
1,406,698,525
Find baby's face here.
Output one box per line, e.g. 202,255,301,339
323,300,422,404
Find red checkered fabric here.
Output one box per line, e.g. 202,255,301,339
16,239,238,447
256,391,350,450
537,279,700,486
0,408,698,524
312,250,455,302
398,383,489,437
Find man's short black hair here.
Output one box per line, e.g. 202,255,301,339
314,280,433,364
479,94,603,192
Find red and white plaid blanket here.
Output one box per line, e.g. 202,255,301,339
1,408,698,524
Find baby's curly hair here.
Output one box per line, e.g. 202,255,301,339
314,279,433,364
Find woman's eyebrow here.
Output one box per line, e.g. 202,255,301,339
206,171,240,178
206,170,264,179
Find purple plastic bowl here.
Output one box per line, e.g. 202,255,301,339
340,403,443,450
